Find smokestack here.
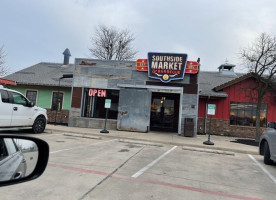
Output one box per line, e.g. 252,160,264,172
63,48,71,65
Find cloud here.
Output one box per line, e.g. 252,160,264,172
1,0,276,73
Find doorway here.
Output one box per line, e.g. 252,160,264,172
150,93,180,132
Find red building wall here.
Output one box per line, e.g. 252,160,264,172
197,77,276,138
199,77,276,122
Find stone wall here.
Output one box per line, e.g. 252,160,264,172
197,117,265,138
69,117,117,130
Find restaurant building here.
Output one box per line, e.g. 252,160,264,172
197,64,276,138
69,53,200,136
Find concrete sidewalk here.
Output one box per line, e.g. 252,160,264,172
46,124,259,155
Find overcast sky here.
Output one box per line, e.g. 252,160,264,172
1,0,276,74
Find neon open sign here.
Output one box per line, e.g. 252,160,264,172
88,89,106,97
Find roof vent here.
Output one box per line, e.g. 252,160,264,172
218,59,236,76
63,48,71,65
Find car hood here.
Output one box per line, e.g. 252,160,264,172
34,106,47,113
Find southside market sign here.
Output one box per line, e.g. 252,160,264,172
147,52,188,83
136,59,198,74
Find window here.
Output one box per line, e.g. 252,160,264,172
4,139,18,154
12,92,28,106
0,139,8,161
230,102,267,127
0,90,10,103
51,92,63,111
82,88,119,119
26,90,37,105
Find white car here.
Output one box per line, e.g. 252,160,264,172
259,122,276,165
0,85,47,133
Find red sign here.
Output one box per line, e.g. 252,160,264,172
185,61,199,74
88,89,106,97
0,78,16,86
136,59,198,74
136,59,148,71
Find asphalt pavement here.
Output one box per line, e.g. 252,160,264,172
45,124,259,155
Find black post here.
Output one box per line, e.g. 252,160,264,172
100,108,109,133
54,77,62,125
203,115,214,145
54,74,73,125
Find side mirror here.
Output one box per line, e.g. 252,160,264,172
0,135,49,187
28,101,35,107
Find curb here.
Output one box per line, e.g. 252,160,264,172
182,146,235,156
119,139,163,147
46,127,259,155
64,133,101,140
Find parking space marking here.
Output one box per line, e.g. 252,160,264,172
248,154,276,184
131,146,177,178
48,163,265,200
50,139,117,154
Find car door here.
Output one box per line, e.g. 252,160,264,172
269,124,276,160
10,91,34,126
0,89,13,127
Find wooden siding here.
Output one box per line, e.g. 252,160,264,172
71,87,82,108
198,77,276,122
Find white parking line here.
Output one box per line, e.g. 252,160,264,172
132,146,178,178
50,139,117,154
248,154,276,184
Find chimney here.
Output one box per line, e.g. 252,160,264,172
63,48,71,65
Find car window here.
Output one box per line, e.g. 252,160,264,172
0,90,10,103
0,139,9,161
4,139,18,155
12,92,28,106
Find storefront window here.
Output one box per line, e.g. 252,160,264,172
230,102,267,127
82,88,119,119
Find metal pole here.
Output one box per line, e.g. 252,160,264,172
208,115,212,141
100,108,109,133
203,115,214,145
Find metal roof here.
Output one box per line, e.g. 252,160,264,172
5,61,247,97
4,62,74,87
199,71,244,98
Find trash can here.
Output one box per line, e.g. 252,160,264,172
184,118,194,137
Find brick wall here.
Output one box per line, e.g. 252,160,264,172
47,109,70,124
197,117,265,138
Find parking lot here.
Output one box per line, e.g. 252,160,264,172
0,130,276,200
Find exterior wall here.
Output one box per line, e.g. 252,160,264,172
69,59,199,136
6,85,72,124
198,77,276,138
197,117,266,138
198,78,276,121
46,109,70,124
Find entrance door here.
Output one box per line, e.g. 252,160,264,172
150,93,180,132
117,88,151,132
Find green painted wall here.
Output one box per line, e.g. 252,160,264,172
6,85,72,110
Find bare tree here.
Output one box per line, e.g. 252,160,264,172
89,25,137,60
241,33,276,141
0,45,8,77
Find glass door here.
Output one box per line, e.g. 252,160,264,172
150,93,179,132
